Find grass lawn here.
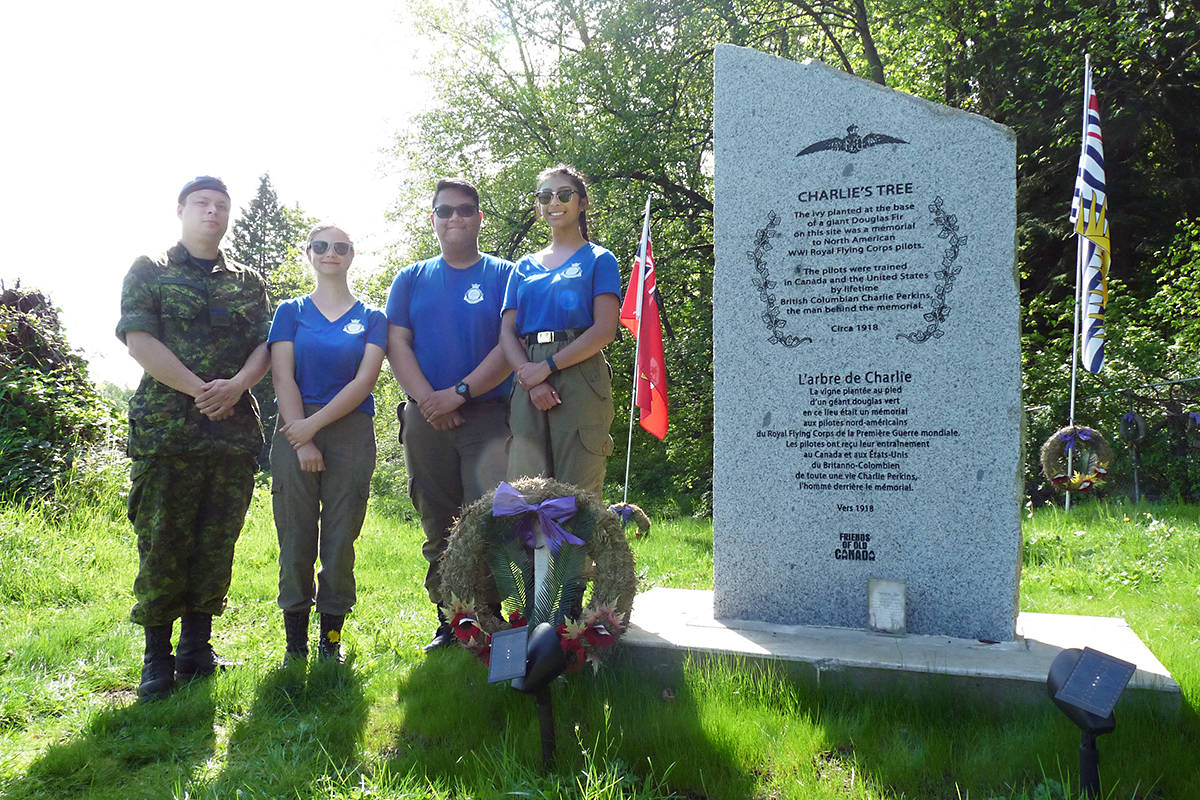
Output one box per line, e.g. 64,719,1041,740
0,473,1196,799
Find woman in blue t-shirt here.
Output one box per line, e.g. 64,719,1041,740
268,224,387,664
500,164,621,499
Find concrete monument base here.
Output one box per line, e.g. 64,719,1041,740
624,588,1180,714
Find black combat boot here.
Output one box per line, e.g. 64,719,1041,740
423,606,455,653
283,609,310,665
318,613,345,663
138,623,175,702
176,612,236,682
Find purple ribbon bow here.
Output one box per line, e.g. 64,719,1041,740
1058,428,1092,451
1189,411,1200,425
492,482,582,554
610,504,635,522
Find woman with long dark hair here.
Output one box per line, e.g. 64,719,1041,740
499,164,620,498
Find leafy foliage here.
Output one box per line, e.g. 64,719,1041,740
394,0,1200,508
0,284,121,502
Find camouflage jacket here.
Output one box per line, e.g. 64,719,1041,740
116,242,270,459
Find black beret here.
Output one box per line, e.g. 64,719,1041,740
178,176,230,204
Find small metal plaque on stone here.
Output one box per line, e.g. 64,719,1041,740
1054,647,1136,718
868,579,907,635
487,626,529,684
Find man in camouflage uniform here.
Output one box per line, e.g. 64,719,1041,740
116,176,271,701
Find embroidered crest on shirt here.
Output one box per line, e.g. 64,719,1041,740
561,263,583,279
343,319,366,335
464,283,484,304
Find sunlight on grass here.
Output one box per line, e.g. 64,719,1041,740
1,472,1197,799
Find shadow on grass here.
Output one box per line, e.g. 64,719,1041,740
3,681,217,800
384,646,754,798
207,656,369,798
801,672,1199,799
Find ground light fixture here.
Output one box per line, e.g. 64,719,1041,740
489,622,567,767
1045,647,1136,799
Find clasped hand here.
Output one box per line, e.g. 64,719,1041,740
280,417,319,449
517,360,560,411
194,378,243,421
295,442,325,472
514,359,552,391
417,388,466,431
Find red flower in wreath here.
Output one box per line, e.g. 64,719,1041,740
508,609,527,628
560,635,586,673
582,623,614,649
451,612,480,643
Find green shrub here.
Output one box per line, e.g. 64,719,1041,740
0,285,122,502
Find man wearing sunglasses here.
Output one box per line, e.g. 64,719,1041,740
116,176,271,700
386,177,515,652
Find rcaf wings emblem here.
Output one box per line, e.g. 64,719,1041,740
796,124,907,156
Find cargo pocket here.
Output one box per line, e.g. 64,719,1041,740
579,425,614,456
577,353,612,400
127,460,151,524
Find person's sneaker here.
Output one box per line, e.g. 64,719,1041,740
138,654,175,701
423,623,456,653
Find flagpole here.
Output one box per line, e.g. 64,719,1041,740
1065,54,1090,512
622,197,652,504
1066,235,1084,511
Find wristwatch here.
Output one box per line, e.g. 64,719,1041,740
455,381,472,403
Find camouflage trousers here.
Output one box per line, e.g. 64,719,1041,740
127,452,257,626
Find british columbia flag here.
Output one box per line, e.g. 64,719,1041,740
1069,61,1110,374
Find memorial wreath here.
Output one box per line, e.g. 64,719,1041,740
609,502,652,538
1040,425,1112,492
439,477,637,673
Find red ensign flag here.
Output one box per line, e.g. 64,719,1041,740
619,210,668,440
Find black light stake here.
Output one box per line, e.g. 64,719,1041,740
496,622,567,768
1046,647,1136,799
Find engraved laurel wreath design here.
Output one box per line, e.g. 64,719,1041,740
896,196,967,343
750,210,811,348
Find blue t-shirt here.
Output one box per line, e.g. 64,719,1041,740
268,297,388,416
503,242,622,336
385,253,514,402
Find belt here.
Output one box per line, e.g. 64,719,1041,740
523,327,586,346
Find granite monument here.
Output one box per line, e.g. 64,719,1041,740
712,44,1021,641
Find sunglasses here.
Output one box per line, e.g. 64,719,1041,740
533,188,579,205
310,240,352,256
433,203,480,219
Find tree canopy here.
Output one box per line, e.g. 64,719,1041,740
392,0,1200,506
